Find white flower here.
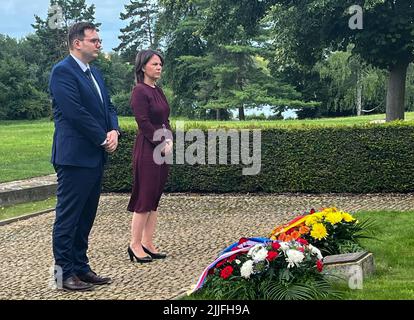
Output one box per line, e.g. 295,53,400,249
240,260,254,279
235,259,241,265
308,244,323,260
285,249,305,268
279,242,290,252
247,244,268,262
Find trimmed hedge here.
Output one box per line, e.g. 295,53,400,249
102,123,414,193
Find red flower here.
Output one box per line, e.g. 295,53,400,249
227,254,238,263
297,247,304,253
286,228,295,235
266,251,279,261
220,266,234,279
216,259,226,268
310,208,316,214
271,242,281,250
238,237,249,245
317,259,323,272
297,238,308,245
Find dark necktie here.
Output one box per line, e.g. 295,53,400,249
85,68,102,102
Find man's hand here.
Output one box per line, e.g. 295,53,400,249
105,130,119,153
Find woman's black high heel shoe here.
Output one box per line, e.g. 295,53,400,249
127,246,153,263
142,245,167,259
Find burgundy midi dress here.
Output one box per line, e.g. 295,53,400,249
127,83,172,213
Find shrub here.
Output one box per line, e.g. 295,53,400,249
112,91,132,116
103,122,414,194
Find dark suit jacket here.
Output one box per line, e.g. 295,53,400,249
49,55,119,168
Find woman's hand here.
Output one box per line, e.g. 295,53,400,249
162,139,173,156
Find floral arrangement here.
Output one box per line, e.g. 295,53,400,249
191,207,372,300
269,207,372,255
192,237,338,300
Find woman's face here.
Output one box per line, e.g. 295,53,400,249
143,54,163,81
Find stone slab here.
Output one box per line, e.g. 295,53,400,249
0,174,57,207
323,251,375,289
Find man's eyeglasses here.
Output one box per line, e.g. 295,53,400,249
81,38,102,45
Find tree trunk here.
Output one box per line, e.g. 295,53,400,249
238,106,245,121
356,71,362,116
216,109,220,121
386,60,409,121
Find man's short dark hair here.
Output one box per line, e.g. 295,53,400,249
68,22,97,49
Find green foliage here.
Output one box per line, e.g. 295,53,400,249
305,217,376,256
0,40,51,120
31,0,99,68
103,122,414,193
265,0,414,120
315,50,387,115
116,0,160,62
111,91,131,116
94,53,134,95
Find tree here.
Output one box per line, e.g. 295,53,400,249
157,0,209,118
265,0,414,121
116,0,159,62
0,36,50,120
315,49,387,116
31,0,99,68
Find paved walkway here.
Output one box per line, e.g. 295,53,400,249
1,192,414,300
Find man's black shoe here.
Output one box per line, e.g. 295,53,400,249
61,276,94,292
77,271,111,285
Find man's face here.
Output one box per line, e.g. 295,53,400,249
74,28,102,62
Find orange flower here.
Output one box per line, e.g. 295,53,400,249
290,230,301,240
284,235,293,242
299,225,310,235
278,233,287,241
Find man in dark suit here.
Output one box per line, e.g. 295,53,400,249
49,22,120,291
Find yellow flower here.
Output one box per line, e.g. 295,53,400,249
313,212,325,219
322,207,339,215
325,211,343,225
341,212,356,222
305,215,320,226
310,223,328,240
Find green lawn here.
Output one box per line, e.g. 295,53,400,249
1,112,414,182
0,197,56,221
339,210,414,300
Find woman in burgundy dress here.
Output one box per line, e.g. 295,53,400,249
127,49,173,263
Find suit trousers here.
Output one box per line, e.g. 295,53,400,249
53,163,103,281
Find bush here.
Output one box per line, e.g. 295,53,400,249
103,122,414,193
1,88,51,120
112,91,132,116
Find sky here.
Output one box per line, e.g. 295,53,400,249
0,0,126,52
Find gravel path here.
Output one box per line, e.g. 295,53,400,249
1,192,413,300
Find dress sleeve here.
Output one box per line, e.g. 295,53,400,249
131,86,165,146
159,88,173,141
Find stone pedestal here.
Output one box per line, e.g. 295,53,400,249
322,251,375,289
